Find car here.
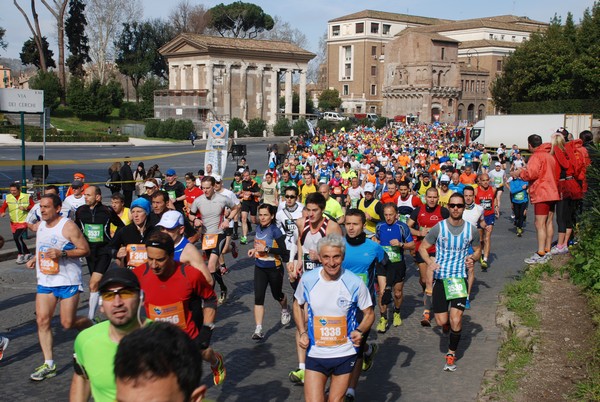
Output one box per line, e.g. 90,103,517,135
322,111,344,122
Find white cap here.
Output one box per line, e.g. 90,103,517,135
495,162,501,166
157,211,184,229
144,181,156,188
364,182,375,193
440,174,451,183
213,174,222,182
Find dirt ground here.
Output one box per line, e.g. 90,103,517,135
513,256,595,401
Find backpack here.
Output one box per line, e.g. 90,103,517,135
565,139,591,191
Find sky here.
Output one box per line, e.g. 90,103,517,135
1,0,595,64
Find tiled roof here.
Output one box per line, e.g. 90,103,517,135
399,28,459,43
329,9,451,25
409,18,545,34
458,39,522,49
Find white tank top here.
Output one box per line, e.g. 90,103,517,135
36,217,83,287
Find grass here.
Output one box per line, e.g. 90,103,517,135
51,107,144,133
491,333,535,396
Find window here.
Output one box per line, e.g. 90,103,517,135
344,63,351,78
356,105,362,112
332,25,340,37
382,24,391,35
355,23,364,34
481,81,486,94
489,33,494,40
441,47,445,60
471,80,475,92
501,35,505,40
512,35,516,41
371,46,377,56
448,99,453,107
343,84,349,96
370,84,377,96
343,46,352,61
497,60,503,71
381,44,385,55
371,66,377,76
461,80,464,91
371,23,379,34
476,81,479,93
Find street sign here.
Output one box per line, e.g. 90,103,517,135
210,121,227,139
0,89,44,113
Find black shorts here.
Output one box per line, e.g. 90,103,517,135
306,354,357,377
414,251,435,265
386,261,407,284
203,233,227,257
254,266,285,305
86,245,112,275
241,201,258,216
432,278,467,313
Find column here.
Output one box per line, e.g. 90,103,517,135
192,64,199,89
299,69,307,117
224,63,232,121
180,66,187,90
240,63,248,122
206,62,214,113
169,65,178,90
256,65,264,120
269,69,278,125
284,69,293,117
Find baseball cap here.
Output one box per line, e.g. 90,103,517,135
165,169,176,176
213,174,222,182
422,172,430,178
130,198,151,215
319,177,327,184
495,162,501,167
144,181,156,188
72,180,83,188
364,183,375,193
440,174,450,183
157,211,184,229
98,268,140,292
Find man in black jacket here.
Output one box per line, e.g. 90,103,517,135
120,158,135,208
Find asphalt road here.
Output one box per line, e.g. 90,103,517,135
0,179,539,401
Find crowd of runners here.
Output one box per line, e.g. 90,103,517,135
0,121,595,401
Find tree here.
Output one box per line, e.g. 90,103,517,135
318,89,342,111
39,0,68,103
279,92,314,114
145,19,176,80
65,0,90,78
0,27,7,53
169,0,208,34
13,0,48,71
308,31,327,87
115,21,156,102
257,16,307,48
207,1,274,38
29,70,62,109
20,37,56,69
86,0,141,83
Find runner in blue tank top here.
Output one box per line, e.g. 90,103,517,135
374,203,415,333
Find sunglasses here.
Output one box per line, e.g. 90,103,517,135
100,288,137,301
448,203,465,209
284,195,297,199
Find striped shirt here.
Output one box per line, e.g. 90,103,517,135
427,220,476,279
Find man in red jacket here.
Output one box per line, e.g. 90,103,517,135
511,134,559,264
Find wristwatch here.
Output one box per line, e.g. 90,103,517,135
264,246,270,254
61,250,68,258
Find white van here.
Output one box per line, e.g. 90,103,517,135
366,113,378,122
322,112,344,122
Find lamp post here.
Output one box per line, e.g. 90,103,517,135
466,49,480,122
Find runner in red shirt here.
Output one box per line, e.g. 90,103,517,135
475,173,496,270
133,232,226,385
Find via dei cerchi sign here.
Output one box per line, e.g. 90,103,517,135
0,89,44,113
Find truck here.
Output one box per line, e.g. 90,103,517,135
467,114,593,149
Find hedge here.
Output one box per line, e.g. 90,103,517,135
511,99,600,118
1,125,128,142
144,118,194,140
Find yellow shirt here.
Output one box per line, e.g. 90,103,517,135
110,207,130,237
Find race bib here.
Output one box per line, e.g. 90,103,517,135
351,198,359,209
303,253,320,271
202,234,219,250
314,316,348,347
514,192,525,201
481,199,493,211
383,245,403,263
167,190,177,201
254,239,267,258
148,302,187,329
126,244,147,268
333,186,342,195
39,246,59,275
284,219,297,235
398,214,409,224
443,277,468,300
84,223,103,243
494,176,503,186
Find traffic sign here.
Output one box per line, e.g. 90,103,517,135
210,121,227,139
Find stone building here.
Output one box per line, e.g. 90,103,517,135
156,34,315,130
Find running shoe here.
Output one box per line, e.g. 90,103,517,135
511,213,515,220
289,368,305,384
281,309,291,325
218,290,228,305
220,264,229,275
232,232,239,240
444,353,457,372
211,352,226,385
420,310,431,327
240,236,248,245
30,363,57,381
24,254,33,262
393,312,402,327
524,252,549,265
550,245,569,255
252,328,264,340
16,254,25,264
231,241,239,258
376,316,388,333
0,336,9,361
517,227,523,237
362,343,378,371
480,257,488,270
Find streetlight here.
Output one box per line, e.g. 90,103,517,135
466,49,480,122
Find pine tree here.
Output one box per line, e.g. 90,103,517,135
65,0,91,78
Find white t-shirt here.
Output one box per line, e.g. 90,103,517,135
62,195,86,219
276,203,304,262
488,169,506,188
463,203,484,226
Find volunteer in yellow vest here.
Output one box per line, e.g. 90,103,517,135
437,175,454,208
1,182,34,264
358,183,384,238
413,173,435,202
110,193,131,237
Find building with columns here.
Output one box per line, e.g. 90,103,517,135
156,34,314,129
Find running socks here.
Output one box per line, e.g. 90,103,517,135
212,271,227,292
449,329,462,351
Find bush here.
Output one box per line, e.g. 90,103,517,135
105,80,125,108
172,119,194,140
28,131,128,142
317,119,335,133
119,102,143,120
292,118,309,135
374,116,387,129
29,71,62,110
157,118,175,138
144,119,161,137
67,78,113,119
273,118,291,136
228,117,246,137
511,99,600,118
246,118,267,137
